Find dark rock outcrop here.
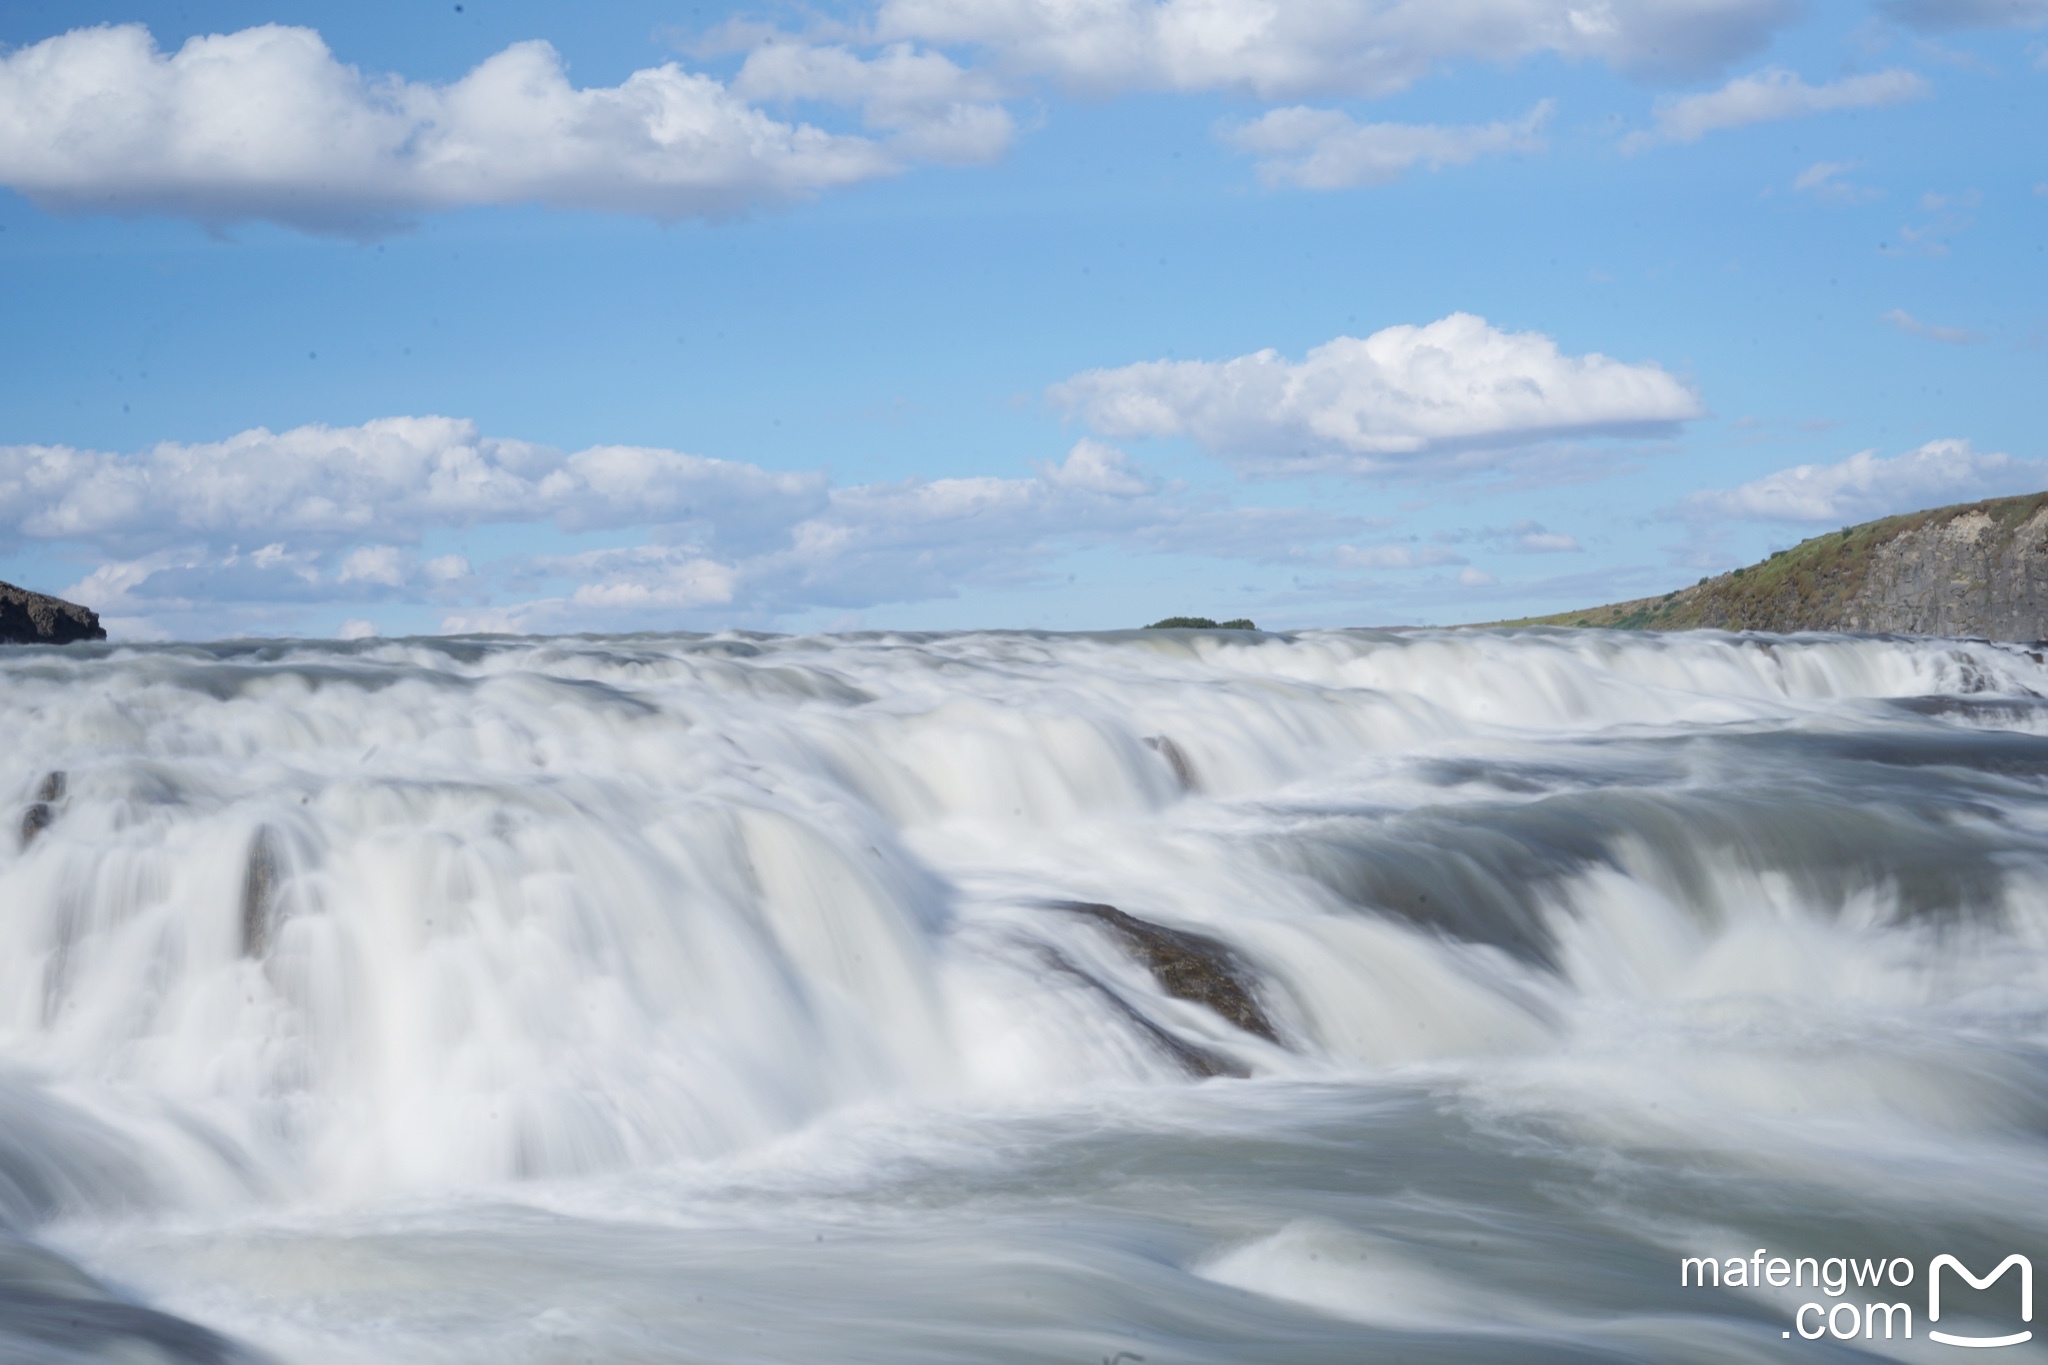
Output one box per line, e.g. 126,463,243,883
1048,900,1280,1044
1028,941,1246,1078
241,829,284,958
1142,735,1199,791
18,773,64,851
1496,491,2048,641
0,582,104,645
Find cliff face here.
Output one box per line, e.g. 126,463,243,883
0,580,106,645
1845,499,2048,637
1501,491,2048,641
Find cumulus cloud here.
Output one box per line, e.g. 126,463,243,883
1623,66,1930,150
1683,439,2045,523
0,416,826,552
873,0,1793,98
1879,0,2048,30
731,40,1014,163
0,4,1811,231
0,24,903,231
0,418,1369,638
1222,101,1551,189
1048,313,1702,476
439,441,1273,633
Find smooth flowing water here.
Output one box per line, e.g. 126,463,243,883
2,627,2045,1363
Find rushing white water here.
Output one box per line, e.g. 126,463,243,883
4,626,2047,1362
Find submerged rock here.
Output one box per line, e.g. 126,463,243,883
0,582,104,645
1142,735,1198,792
0,1232,264,1365
18,773,64,851
241,829,283,958
1029,942,1247,1079
1048,901,1280,1045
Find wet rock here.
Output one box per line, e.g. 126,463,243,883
1048,901,1279,1045
240,830,282,957
0,583,103,645
1028,942,1246,1079
18,773,64,850
0,1232,265,1364
1142,735,1198,792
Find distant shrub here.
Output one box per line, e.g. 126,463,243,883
1145,616,1258,630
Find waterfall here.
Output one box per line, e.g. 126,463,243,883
4,627,2045,1361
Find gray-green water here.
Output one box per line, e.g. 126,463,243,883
3,627,2043,1361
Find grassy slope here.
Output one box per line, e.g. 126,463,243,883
1483,491,2048,632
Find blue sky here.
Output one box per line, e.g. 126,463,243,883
0,0,2042,639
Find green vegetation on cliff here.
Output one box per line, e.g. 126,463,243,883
1487,490,2048,638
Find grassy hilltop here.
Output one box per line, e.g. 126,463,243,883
1485,490,2048,638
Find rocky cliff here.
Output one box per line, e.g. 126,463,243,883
0,580,106,644
1501,490,2048,641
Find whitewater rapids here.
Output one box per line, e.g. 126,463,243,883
2,626,2046,1362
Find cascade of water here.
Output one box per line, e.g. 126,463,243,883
3,628,2045,1362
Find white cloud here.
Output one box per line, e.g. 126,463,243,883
1457,566,1498,587
1429,519,1585,554
1048,313,1702,476
1623,66,1930,150
1791,159,1883,204
731,40,1014,164
1881,308,1981,343
0,416,827,552
1879,0,2048,31
1334,543,1464,569
1889,188,1980,256
873,0,1793,99
1503,522,1584,552
439,441,1219,633
0,24,901,231
1222,101,1551,189
4,419,1370,638
1516,532,1580,552
337,544,412,587
1683,439,2045,523
549,548,743,613
0,5,1812,232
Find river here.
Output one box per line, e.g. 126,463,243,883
3,627,2043,1362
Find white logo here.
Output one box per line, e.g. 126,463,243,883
1681,1248,2034,1346
1929,1254,2032,1349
